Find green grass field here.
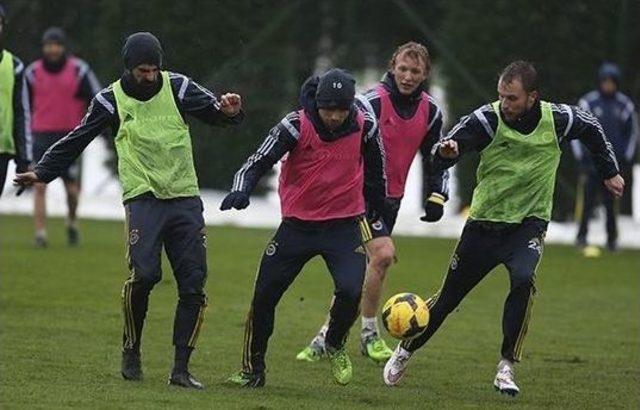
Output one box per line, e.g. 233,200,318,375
1,215,638,409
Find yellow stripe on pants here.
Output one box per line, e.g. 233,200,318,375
188,298,208,348
513,287,535,361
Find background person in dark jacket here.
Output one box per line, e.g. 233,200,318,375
572,63,638,251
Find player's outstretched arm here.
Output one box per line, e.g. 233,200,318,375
170,73,244,127
419,101,449,223
14,90,114,193
220,113,299,211
560,105,624,198
362,110,387,219
430,106,495,172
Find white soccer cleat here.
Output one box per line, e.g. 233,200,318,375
493,361,520,396
383,344,412,386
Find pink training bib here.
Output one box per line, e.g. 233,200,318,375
31,57,87,133
279,110,365,221
376,85,430,198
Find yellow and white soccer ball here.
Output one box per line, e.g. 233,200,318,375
381,293,430,340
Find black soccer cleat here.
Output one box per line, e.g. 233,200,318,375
168,370,204,390
34,235,48,249
121,349,143,381
227,370,266,388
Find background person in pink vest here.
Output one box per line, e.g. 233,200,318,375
25,27,101,247
220,68,387,387
298,42,449,363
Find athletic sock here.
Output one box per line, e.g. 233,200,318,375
361,316,379,339
498,358,514,371
311,324,328,349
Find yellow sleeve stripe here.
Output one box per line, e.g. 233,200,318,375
427,193,446,206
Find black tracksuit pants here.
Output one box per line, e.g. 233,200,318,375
402,217,547,362
242,217,367,374
121,195,208,352
577,172,617,245
0,153,12,197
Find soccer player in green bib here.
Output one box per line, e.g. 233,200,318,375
0,4,31,197
383,61,624,395
14,32,244,389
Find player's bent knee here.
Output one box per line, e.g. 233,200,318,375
368,239,395,271
337,285,363,305
178,292,206,306
510,271,536,290
178,272,207,295
130,269,162,288
139,276,161,289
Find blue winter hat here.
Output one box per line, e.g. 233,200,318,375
598,62,620,84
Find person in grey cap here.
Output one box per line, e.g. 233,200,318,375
25,26,101,248
221,68,386,387
15,31,245,389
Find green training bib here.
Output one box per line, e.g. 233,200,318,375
469,101,561,223
0,50,16,155
112,71,199,201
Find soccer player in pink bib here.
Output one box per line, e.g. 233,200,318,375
25,27,101,247
221,68,387,387
298,42,449,363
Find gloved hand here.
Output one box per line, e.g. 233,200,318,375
420,193,445,222
219,191,250,211
15,158,30,174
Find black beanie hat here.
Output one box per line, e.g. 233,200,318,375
315,68,356,109
122,32,163,70
42,27,66,45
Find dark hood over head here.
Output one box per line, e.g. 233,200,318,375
299,69,360,141
598,62,620,85
41,27,68,72
120,32,164,101
42,26,66,46
122,32,163,70
315,68,356,109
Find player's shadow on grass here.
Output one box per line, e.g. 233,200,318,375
216,381,398,408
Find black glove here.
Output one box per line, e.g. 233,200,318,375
15,158,30,174
220,191,250,211
420,193,445,222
